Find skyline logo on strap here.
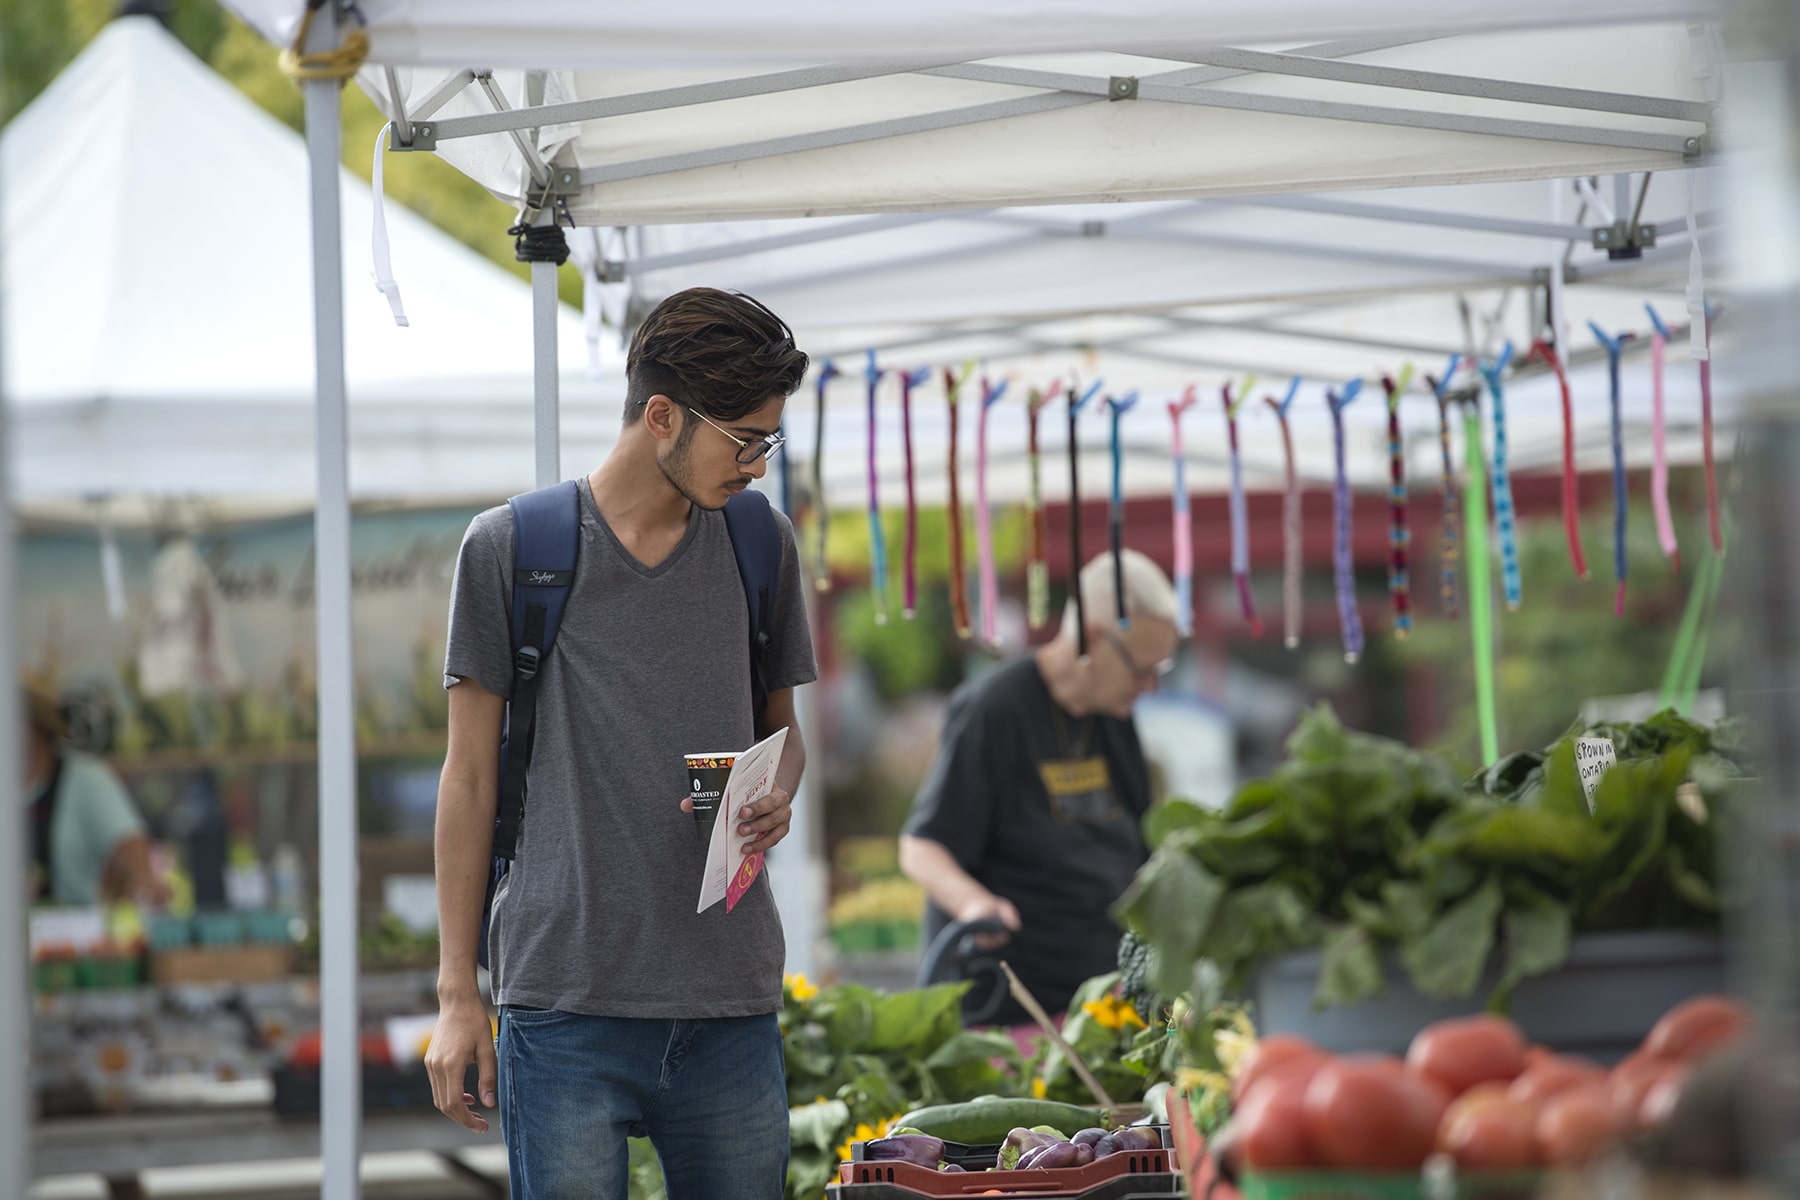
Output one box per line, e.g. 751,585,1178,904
514,568,573,586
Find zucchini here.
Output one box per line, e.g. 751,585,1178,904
896,1098,1107,1145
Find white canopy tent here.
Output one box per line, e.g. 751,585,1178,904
7,4,1730,1197
2,16,623,511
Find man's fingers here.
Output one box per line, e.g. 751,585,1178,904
679,795,694,813
476,1034,499,1108
458,1094,491,1133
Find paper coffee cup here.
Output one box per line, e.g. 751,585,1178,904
684,753,735,831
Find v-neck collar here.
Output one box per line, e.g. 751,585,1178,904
579,476,702,579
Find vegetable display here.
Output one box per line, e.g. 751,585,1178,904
1205,995,1755,1187
1117,705,1745,1013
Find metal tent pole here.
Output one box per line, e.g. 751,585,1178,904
0,271,29,1200
1723,0,1800,1190
301,4,362,1197
533,205,561,488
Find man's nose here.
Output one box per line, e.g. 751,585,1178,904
744,452,769,479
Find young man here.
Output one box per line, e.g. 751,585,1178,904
899,550,1178,1026
428,289,816,1200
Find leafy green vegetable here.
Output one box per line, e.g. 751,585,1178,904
1121,703,1747,1018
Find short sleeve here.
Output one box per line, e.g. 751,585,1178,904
68,756,144,870
443,507,517,697
762,508,818,693
901,686,998,873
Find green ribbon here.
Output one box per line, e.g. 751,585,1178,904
1463,402,1499,766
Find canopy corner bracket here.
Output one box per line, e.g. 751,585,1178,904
390,122,437,151
1108,75,1138,101
1592,221,1658,257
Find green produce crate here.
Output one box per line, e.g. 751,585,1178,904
146,915,191,950
193,911,246,947
1239,1170,1424,1200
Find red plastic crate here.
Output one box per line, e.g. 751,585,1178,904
836,1145,1176,1195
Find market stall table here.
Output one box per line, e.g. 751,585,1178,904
32,1104,501,1199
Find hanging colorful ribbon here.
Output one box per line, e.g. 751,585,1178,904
810,361,839,592
1327,381,1365,664
1476,344,1522,611
1685,173,1722,560
1589,322,1632,616
1222,378,1263,638
975,374,1009,648
1027,380,1061,632
1264,377,1303,648
1170,387,1200,638
1426,360,1463,620
944,365,974,639
1381,364,1417,639
1699,309,1722,558
1107,392,1140,627
864,352,890,625
1645,305,1680,574
1069,381,1104,659
899,366,930,619
1526,340,1588,582
1462,398,1500,766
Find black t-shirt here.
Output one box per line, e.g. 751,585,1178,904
904,656,1151,1024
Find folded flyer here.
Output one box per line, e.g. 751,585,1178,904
697,726,787,914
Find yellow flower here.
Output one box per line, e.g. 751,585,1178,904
1081,994,1147,1032
1031,1077,1047,1099
785,973,820,1001
1212,1009,1260,1077
1175,1067,1232,1096
837,1121,883,1162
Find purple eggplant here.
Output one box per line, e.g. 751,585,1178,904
1092,1133,1122,1159
1026,1141,1082,1170
940,1164,966,1173
1071,1127,1109,1149
1071,1142,1096,1166
1111,1126,1163,1152
997,1128,1061,1170
864,1134,945,1168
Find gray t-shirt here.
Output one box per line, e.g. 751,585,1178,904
443,478,817,1018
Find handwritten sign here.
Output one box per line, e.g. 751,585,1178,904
1576,737,1618,812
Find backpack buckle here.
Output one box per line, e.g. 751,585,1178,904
514,644,541,680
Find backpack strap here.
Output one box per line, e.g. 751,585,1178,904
722,489,783,723
494,479,581,861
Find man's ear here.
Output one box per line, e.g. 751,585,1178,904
643,393,680,441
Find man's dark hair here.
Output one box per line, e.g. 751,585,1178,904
624,288,810,426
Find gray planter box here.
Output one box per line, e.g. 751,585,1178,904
1249,930,1725,1064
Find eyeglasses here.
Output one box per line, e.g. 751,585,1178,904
681,403,786,465
1103,630,1176,683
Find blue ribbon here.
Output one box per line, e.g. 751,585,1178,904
1477,343,1521,609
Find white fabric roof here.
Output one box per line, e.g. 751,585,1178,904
331,22,1718,226
1,16,624,504
228,1,1707,70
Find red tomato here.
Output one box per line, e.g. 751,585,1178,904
1609,1054,1686,1131
289,1030,323,1070
1536,1084,1625,1167
1523,1043,1556,1070
1439,1099,1539,1170
1231,1035,1322,1104
1406,1015,1528,1097
1441,1081,1516,1127
1506,1056,1607,1106
1636,1064,1691,1130
1643,995,1748,1064
1234,1075,1316,1170
1303,1059,1441,1170
1241,1049,1330,1106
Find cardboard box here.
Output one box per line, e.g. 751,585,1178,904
150,945,294,985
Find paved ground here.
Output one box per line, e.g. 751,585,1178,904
30,1147,511,1199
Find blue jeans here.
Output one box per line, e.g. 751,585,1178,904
497,1006,788,1200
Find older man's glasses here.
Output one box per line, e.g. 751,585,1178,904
682,403,786,465
1103,630,1176,683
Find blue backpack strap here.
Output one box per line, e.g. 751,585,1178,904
722,489,782,722
494,479,581,862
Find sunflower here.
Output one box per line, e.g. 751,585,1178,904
1081,993,1147,1032
784,973,820,1001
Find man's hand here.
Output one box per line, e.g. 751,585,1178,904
957,893,1022,951
678,787,794,855
426,994,498,1132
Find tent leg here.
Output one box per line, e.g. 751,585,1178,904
302,5,362,1198
533,209,561,489
0,284,28,1200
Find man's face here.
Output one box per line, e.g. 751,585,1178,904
657,393,787,510
1086,614,1179,719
